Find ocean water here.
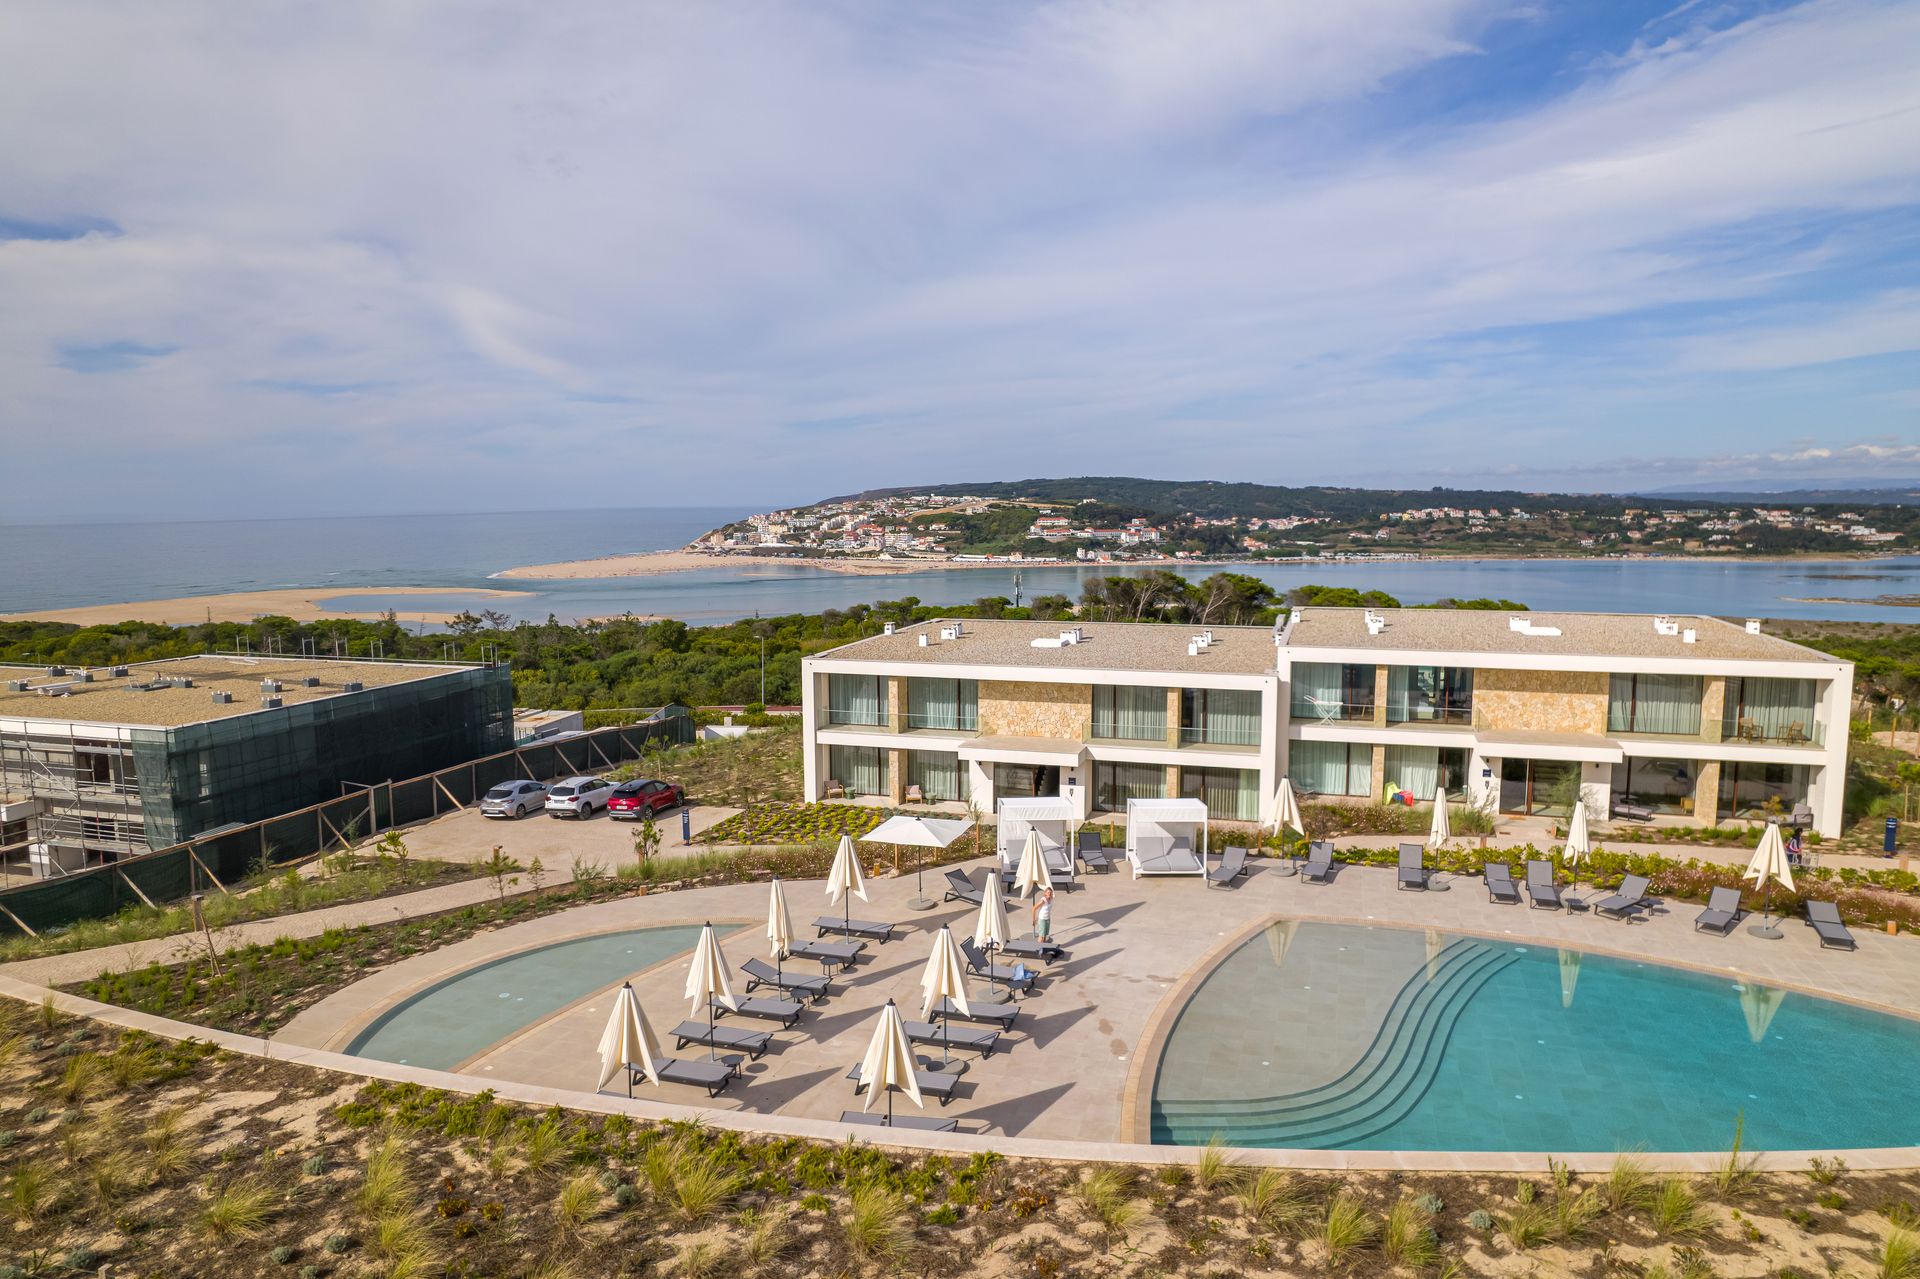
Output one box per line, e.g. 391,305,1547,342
2,509,1917,624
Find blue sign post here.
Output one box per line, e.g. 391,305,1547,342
681,808,692,846
1886,817,1899,855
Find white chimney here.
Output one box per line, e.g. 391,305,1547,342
1745,618,1762,635
917,633,929,647
883,622,895,635
1187,641,1200,657
1682,628,1697,644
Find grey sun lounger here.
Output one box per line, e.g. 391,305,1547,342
786,938,865,972
1693,886,1744,935
1208,846,1250,888
629,1057,735,1098
1525,859,1562,909
713,995,804,1027
1806,900,1857,950
742,957,830,1002
944,868,985,905
671,1020,772,1059
1398,843,1429,891
930,996,1020,1029
1077,831,1114,873
995,934,1064,962
846,1062,958,1105
1484,863,1522,904
814,916,896,942
1300,842,1335,883
839,1110,958,1133
904,1019,999,1056
960,938,1036,993
1593,874,1650,920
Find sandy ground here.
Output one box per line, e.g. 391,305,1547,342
1,585,535,627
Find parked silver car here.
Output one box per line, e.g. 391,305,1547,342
481,779,548,819
545,775,614,818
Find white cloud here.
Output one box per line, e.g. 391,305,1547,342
0,0,1915,516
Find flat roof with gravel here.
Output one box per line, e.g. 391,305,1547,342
813,619,1278,674
0,655,477,729
1283,608,1841,664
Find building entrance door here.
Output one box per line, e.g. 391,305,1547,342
1499,758,1579,817
992,763,1060,800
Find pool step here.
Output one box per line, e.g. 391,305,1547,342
1152,940,1517,1148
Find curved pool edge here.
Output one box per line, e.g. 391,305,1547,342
1125,908,1920,1151
7,972,1916,1175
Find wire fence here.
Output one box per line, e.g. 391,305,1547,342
0,712,694,938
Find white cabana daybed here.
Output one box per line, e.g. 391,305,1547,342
996,797,1076,876
1125,798,1209,878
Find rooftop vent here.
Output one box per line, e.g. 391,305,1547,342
261,696,283,709
918,634,930,648
1364,610,1386,636
1745,619,1763,635
77,671,94,683
1682,628,1697,645
1508,615,1563,638
210,691,233,705
302,676,322,688
882,622,896,636
170,677,194,689
110,666,129,677
1653,616,1680,636
260,679,282,693
6,680,28,693
45,666,65,676
342,681,364,693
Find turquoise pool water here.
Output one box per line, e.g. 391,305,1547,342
345,925,707,1071
1150,921,1920,1152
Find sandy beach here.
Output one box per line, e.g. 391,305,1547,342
494,549,968,579
0,586,535,627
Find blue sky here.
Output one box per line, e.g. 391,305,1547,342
1,0,1916,519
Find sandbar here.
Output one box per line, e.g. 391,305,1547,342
1,586,535,627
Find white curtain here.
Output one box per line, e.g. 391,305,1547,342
1290,663,1344,717
1094,685,1167,741
1183,767,1258,820
1386,667,1414,722
906,678,977,731
828,745,886,795
907,750,964,802
1291,741,1369,797
1187,688,1260,746
1729,678,1816,741
827,674,883,726
1384,745,1439,801
1608,674,1702,735
1095,761,1165,811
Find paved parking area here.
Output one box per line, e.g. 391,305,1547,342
397,802,742,877
275,856,1920,1145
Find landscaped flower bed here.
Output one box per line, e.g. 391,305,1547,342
701,802,889,847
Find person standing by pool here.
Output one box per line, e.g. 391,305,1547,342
1032,886,1054,945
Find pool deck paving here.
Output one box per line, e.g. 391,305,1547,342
272,854,1920,1149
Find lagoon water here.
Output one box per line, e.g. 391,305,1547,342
3,509,1917,625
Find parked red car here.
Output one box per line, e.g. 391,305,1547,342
607,778,684,820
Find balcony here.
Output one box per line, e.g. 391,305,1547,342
1290,697,1376,724
1178,725,1261,752
1385,703,1473,728
895,711,977,736
1720,719,1825,747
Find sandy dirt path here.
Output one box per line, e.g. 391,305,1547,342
2,585,534,627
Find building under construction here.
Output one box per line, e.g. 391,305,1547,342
0,654,513,877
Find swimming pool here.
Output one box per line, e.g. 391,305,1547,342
1150,921,1920,1153
345,924,707,1071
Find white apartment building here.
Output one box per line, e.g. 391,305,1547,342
800,611,1852,836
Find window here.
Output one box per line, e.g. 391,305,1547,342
1718,762,1810,819
1611,757,1697,816
1094,761,1165,811
1180,766,1259,821
905,750,966,803
1382,746,1469,801
1722,678,1818,744
1092,685,1167,742
992,763,1057,799
826,674,885,726
1290,740,1372,797
904,678,977,731
1385,667,1474,725
1607,673,1703,735
1180,687,1261,746
1290,663,1375,721
827,745,888,797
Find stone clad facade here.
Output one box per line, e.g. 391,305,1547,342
1471,668,1609,735
977,679,1092,740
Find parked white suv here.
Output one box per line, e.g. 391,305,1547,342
481,779,548,819
544,776,613,818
